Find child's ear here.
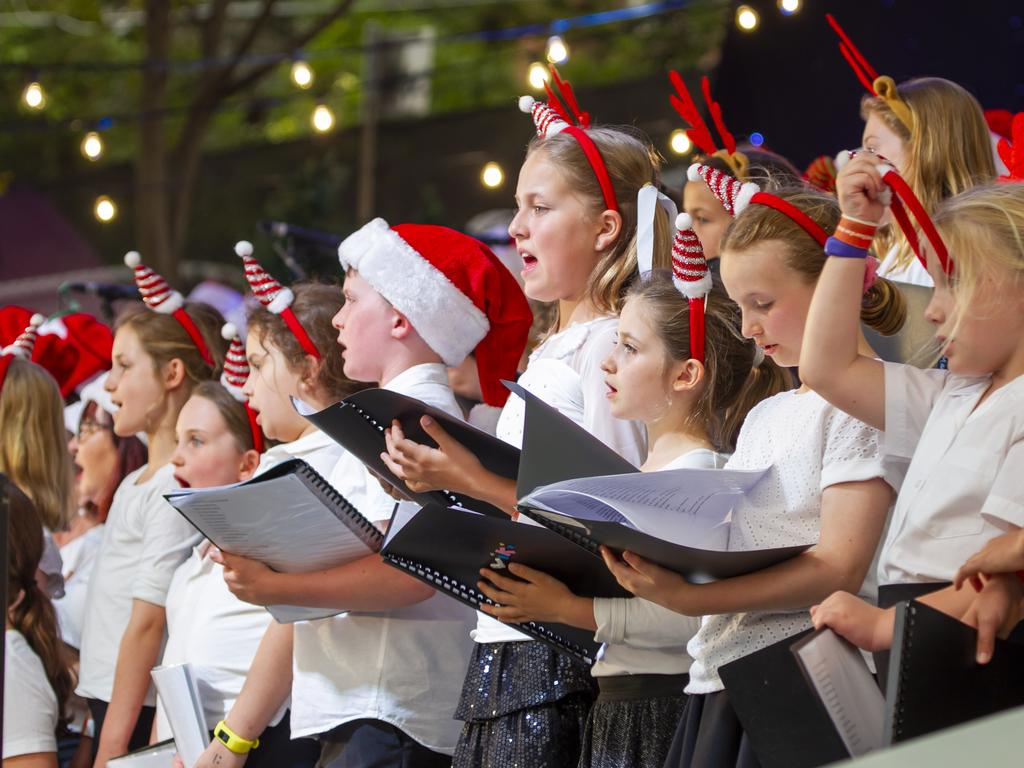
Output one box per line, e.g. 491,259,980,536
163,358,188,390
390,308,412,341
298,354,323,393
671,358,705,393
237,449,261,481
594,210,623,253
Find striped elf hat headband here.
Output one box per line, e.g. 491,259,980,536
518,65,619,214
124,251,216,367
235,241,321,359
0,313,44,393
826,14,914,135
220,323,264,453
670,214,713,364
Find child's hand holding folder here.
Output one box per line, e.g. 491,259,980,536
211,547,281,606
809,591,895,653
477,562,597,630
382,416,487,495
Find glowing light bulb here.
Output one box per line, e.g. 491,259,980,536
23,81,45,110
778,0,801,15
81,131,104,161
546,35,569,64
291,60,314,89
670,129,692,155
736,5,760,31
481,162,504,189
94,196,117,223
311,104,335,133
528,62,548,91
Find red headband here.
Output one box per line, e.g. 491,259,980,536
172,308,215,367
750,192,829,246
563,126,619,213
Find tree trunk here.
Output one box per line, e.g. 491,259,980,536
136,0,173,279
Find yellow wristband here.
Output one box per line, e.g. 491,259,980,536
214,720,260,754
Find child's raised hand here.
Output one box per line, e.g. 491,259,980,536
211,548,279,606
809,591,895,652
477,563,579,624
381,416,486,495
954,529,1024,591
600,546,694,614
961,572,1024,664
836,152,890,225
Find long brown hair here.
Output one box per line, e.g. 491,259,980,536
0,359,74,530
626,280,791,452
526,125,673,320
861,77,997,273
4,476,74,727
720,187,907,336
247,282,365,402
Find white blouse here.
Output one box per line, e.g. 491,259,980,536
3,630,59,759
878,364,1024,584
686,389,904,694
473,316,648,645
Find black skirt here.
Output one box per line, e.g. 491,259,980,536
662,691,761,768
578,673,688,768
453,640,596,768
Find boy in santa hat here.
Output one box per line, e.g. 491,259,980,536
203,219,531,768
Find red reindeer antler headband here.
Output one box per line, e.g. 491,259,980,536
997,112,1024,182
519,65,618,213
826,14,913,134
669,71,748,180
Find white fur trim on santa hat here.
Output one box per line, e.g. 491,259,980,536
266,287,294,315
338,218,490,366
732,181,760,216
674,273,713,300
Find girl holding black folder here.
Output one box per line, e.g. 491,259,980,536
473,218,787,768
381,76,670,767
599,175,905,768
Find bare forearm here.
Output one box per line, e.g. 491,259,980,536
97,609,166,753
552,595,598,632
267,554,435,610
224,622,294,740
465,467,519,517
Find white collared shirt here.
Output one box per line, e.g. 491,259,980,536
473,317,649,645
291,363,477,753
878,364,1024,584
591,449,724,678
3,630,58,759
77,463,200,704
154,429,344,740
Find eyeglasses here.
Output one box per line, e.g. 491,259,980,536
77,419,112,442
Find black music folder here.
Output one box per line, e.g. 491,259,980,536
381,503,630,664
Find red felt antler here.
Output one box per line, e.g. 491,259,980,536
826,14,879,95
997,112,1024,182
545,65,590,128
668,70,718,156
701,76,736,157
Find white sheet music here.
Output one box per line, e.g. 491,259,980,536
793,629,886,757
521,466,768,550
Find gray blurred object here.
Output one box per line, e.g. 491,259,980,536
863,282,940,368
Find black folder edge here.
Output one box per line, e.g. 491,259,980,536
295,390,519,518
380,503,607,665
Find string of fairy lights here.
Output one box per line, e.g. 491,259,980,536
8,0,803,224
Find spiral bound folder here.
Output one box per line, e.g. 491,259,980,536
382,504,630,664
165,457,383,623
296,389,520,518
883,600,1024,744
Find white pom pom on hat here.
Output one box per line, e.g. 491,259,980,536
124,251,141,268
686,163,705,182
675,212,693,231
234,241,254,258
518,95,535,113
221,322,238,341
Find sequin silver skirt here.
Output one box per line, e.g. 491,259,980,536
453,641,596,768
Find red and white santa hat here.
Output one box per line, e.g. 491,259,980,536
220,322,264,453
235,241,321,359
124,251,216,367
0,313,44,394
338,218,532,409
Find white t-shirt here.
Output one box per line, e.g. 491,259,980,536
155,429,345,740
77,463,201,704
877,244,933,287
878,365,1024,584
592,448,724,678
54,523,105,649
3,630,59,759
290,363,477,755
686,390,904,694
473,316,649,644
